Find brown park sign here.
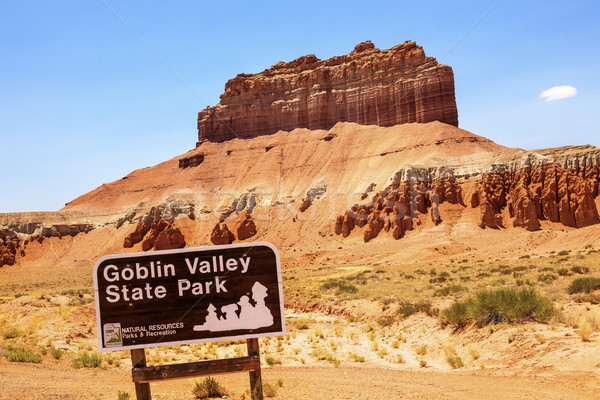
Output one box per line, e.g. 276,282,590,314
94,242,285,351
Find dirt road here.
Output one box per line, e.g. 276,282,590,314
2,360,598,400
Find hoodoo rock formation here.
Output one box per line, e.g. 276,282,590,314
1,41,600,276
197,41,458,143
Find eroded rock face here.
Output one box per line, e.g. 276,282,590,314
154,223,186,251
476,164,600,230
211,223,235,245
123,206,188,251
336,174,463,242
335,162,600,242
198,40,458,142
0,231,21,267
233,211,257,241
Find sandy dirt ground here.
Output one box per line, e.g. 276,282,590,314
1,359,599,400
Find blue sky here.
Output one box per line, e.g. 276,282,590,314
1,1,598,212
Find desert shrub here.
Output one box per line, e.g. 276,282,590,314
557,268,570,276
415,345,427,355
419,359,427,368
263,382,278,398
578,321,592,342
446,354,464,369
435,284,466,297
557,250,570,256
321,279,358,294
537,273,558,284
377,316,395,327
441,287,554,328
568,277,600,294
396,301,437,318
476,272,491,278
429,276,446,283
519,255,531,259
571,266,590,275
293,319,310,330
572,293,600,304
264,355,280,366
2,327,21,340
4,346,43,363
404,274,415,280
192,377,227,399
49,348,64,360
349,352,365,362
512,266,527,272
72,351,102,368
117,391,130,400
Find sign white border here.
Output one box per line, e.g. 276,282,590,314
93,241,286,352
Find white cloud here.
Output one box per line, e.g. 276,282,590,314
539,85,577,102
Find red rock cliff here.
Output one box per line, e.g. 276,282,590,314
197,41,458,143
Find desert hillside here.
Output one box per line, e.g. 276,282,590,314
1,40,599,400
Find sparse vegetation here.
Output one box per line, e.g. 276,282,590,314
415,345,427,355
568,277,600,294
4,346,43,363
192,377,228,399
446,354,464,369
117,391,130,400
578,320,592,342
293,318,310,330
265,355,281,366
321,278,358,294
72,351,103,368
2,327,21,340
263,382,278,398
442,288,554,327
50,347,64,360
396,301,436,319
349,352,365,362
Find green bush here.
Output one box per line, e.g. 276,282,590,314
4,346,43,363
293,319,310,330
72,351,103,368
321,279,358,294
396,301,437,319
50,348,64,360
435,284,466,297
571,266,590,275
117,391,130,400
568,277,600,294
263,382,278,398
2,328,21,340
441,287,554,328
192,377,227,399
446,355,464,369
537,273,558,284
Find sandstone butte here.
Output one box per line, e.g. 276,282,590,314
197,40,458,143
1,41,600,274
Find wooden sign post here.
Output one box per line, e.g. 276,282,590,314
93,242,284,400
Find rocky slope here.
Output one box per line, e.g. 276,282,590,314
1,39,599,272
1,121,599,272
197,41,458,142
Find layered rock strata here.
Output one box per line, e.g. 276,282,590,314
197,41,458,142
